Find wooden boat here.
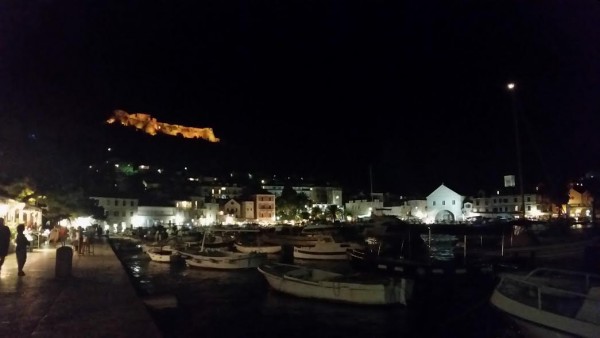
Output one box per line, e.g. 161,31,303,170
234,242,282,254
490,267,600,338
293,235,362,260
257,262,414,306
147,247,181,263
182,249,268,270
182,235,234,250
179,227,268,269
141,243,179,253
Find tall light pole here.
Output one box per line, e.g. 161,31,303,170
507,82,526,219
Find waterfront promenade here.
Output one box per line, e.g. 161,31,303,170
0,237,162,338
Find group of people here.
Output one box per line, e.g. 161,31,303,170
0,217,31,276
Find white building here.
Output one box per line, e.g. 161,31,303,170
426,184,465,223
374,199,428,222
0,195,43,230
89,196,138,230
344,199,384,220
133,206,177,227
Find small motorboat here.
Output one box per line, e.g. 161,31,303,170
293,235,362,260
147,247,181,263
257,262,414,306
182,249,268,270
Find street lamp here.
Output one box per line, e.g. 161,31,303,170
508,82,526,219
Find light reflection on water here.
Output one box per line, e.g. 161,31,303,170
112,238,510,338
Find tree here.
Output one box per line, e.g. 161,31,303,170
0,178,38,204
311,206,323,221
539,181,570,219
39,186,104,225
325,204,342,221
275,185,312,222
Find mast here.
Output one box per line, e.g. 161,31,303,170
508,82,526,219
369,165,374,202
200,228,207,252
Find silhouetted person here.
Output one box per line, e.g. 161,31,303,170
77,226,84,255
15,224,30,276
0,218,10,272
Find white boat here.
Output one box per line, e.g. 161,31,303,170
179,227,268,269
257,262,414,306
182,249,268,270
182,233,234,250
293,235,362,260
490,267,600,338
142,243,179,253
234,242,282,254
147,247,181,263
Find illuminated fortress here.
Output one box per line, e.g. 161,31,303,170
106,110,220,143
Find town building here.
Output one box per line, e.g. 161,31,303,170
89,196,138,231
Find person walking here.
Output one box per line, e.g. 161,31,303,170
0,218,10,272
15,224,30,276
77,226,84,255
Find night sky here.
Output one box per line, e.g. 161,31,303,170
1,0,599,196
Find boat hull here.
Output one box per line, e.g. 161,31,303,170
293,239,362,260
184,251,268,270
147,249,180,263
490,268,600,338
293,247,349,260
261,234,320,246
234,243,282,254
258,263,413,306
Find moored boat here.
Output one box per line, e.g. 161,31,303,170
261,232,321,247
182,249,268,270
234,242,282,254
490,267,600,338
293,235,362,260
257,262,414,306
147,247,181,263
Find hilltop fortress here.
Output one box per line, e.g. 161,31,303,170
106,110,220,143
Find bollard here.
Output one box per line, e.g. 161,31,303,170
55,246,73,279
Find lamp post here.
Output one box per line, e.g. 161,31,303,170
507,82,526,219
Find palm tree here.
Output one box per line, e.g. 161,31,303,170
326,205,341,222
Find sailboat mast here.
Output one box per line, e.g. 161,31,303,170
369,165,374,202
201,229,207,252
508,82,526,219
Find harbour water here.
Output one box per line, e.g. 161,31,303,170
111,238,515,338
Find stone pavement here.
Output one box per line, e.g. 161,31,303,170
0,238,162,338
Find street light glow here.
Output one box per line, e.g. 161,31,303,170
507,83,515,90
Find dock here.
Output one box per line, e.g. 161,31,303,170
0,237,162,337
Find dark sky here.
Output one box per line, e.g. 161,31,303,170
1,0,600,195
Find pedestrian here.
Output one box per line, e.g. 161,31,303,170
0,218,10,272
71,227,79,253
77,226,84,255
15,223,30,276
